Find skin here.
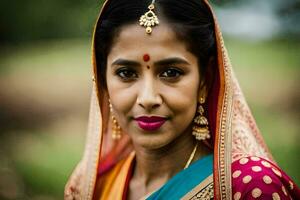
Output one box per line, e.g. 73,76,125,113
106,23,212,200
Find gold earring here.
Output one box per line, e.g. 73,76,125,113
192,98,211,141
109,102,122,140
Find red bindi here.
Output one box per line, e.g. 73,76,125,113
143,54,150,62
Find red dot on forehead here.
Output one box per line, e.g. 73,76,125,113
143,54,150,62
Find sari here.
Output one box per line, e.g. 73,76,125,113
64,0,300,199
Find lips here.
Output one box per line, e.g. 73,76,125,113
134,116,167,131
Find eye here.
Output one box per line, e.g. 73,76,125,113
116,68,138,81
160,68,184,79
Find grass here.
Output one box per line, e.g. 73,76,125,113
2,118,86,199
0,37,299,198
12,131,84,196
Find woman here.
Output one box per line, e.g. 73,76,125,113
65,0,300,199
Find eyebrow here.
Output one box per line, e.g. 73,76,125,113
111,59,141,67
154,57,190,66
111,57,190,67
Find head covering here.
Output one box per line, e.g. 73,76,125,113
64,0,274,199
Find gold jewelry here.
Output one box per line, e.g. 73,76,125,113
192,98,211,141
109,102,122,140
139,0,159,34
184,142,198,169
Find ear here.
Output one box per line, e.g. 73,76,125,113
198,56,215,102
198,81,207,101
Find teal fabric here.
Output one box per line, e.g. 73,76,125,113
147,154,213,200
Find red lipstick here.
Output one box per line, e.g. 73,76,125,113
135,116,167,131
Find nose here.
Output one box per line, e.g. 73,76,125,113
137,77,162,111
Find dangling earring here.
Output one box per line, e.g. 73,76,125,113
192,98,211,141
109,102,122,140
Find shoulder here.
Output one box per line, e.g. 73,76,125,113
231,156,299,200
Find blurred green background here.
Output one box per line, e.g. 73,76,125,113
0,0,299,199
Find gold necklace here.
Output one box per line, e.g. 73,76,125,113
184,142,198,169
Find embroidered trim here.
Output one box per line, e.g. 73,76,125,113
181,175,214,200
215,20,233,200
189,182,214,200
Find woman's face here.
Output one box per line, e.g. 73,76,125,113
106,23,204,149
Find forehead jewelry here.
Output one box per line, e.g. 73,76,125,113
139,0,159,34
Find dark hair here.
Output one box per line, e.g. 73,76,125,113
95,0,216,88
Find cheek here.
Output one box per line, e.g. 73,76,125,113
106,74,137,118
163,74,200,114
163,74,200,133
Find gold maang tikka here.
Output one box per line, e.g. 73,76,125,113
139,0,159,34
192,98,211,141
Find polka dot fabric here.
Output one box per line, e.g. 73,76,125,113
232,156,300,200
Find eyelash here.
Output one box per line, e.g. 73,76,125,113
159,68,184,79
115,67,184,81
115,68,138,81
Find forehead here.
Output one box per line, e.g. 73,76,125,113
108,23,190,59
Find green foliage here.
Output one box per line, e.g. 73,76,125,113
2,0,300,43
12,132,84,196
1,0,105,43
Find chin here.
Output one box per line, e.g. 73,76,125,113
130,129,176,150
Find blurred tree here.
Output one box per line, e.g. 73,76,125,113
1,0,299,43
0,0,104,43
276,0,300,37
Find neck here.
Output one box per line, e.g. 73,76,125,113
134,134,195,183
132,128,212,188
